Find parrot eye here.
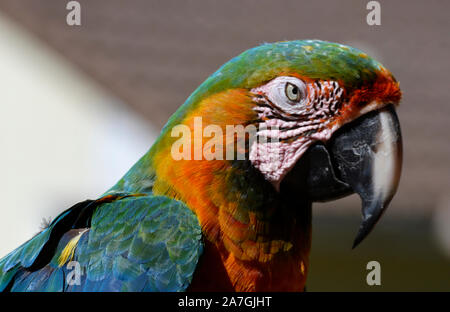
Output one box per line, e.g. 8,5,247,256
251,76,307,114
285,83,301,102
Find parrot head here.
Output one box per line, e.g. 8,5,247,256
149,40,402,250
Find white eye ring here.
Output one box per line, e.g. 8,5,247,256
252,76,307,114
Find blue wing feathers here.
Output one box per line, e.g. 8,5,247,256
0,194,203,292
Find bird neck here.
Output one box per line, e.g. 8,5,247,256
148,152,312,290
110,139,312,291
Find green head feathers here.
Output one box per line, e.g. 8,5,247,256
163,40,387,133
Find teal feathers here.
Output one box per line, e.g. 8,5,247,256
0,195,202,291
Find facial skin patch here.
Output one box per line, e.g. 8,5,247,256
249,76,344,190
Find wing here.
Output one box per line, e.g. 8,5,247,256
0,194,203,292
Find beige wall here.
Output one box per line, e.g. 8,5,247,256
0,14,157,257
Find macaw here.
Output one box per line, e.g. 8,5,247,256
0,40,402,292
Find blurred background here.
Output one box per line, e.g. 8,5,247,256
0,0,448,291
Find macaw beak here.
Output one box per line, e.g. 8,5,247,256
285,104,402,248
330,104,403,248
